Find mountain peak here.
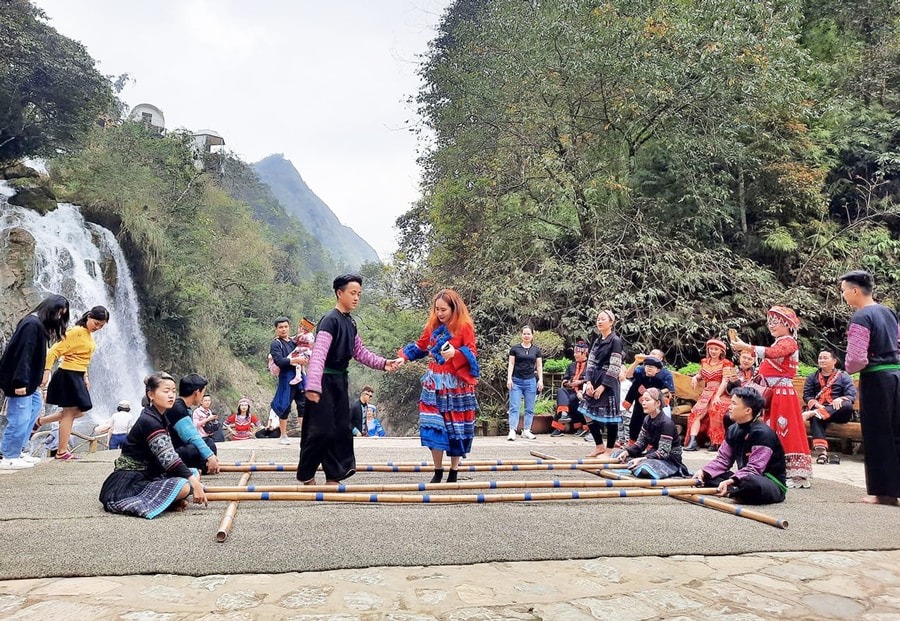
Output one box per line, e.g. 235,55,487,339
253,155,380,269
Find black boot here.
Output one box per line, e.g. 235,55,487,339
684,435,699,451
447,469,458,483
430,468,444,483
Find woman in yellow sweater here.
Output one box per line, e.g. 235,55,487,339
38,306,109,460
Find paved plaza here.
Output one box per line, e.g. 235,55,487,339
1,436,897,620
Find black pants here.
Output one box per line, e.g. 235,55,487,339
297,373,355,482
859,370,900,498
554,388,585,428
629,403,646,441
588,421,618,449
808,403,854,440
175,437,217,474
707,471,785,505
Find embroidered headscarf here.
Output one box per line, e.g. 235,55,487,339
767,306,800,331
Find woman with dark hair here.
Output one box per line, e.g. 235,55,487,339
0,295,69,469
39,305,109,461
99,372,207,518
614,388,688,479
400,288,479,483
580,310,624,457
506,325,543,441
683,339,734,452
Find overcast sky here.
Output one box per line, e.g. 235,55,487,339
32,0,452,259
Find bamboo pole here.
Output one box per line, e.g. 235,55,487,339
218,463,621,473
203,477,704,494
678,494,789,529
215,450,255,543
203,487,720,504
533,449,790,530
217,457,618,470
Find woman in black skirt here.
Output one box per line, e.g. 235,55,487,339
39,306,109,460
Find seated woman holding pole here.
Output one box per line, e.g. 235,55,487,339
613,388,688,479
99,372,207,518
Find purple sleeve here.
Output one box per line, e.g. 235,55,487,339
733,445,774,480
305,331,333,394
701,442,735,479
352,335,387,371
845,323,870,374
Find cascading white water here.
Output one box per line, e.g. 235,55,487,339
0,181,153,425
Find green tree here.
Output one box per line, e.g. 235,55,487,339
0,0,114,163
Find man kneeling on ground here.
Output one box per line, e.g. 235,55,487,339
692,386,787,504
164,373,220,475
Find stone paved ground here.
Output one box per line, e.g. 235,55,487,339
0,549,898,620
1,436,897,620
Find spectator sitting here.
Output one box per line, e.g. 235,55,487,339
365,405,386,437
802,350,857,465
624,348,675,397
98,400,135,450
255,408,283,439
164,373,220,475
551,340,590,438
225,398,260,441
193,394,224,443
621,356,671,445
691,387,787,505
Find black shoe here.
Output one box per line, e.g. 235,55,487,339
550,430,563,437
558,414,572,423
446,469,458,483
430,469,444,483
684,439,699,452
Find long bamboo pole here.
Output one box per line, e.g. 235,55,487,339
218,463,620,473
217,457,618,469
203,487,720,504
203,477,705,494
215,450,255,543
532,449,790,530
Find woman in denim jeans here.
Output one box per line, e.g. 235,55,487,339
506,326,544,440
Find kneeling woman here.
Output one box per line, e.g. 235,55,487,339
614,388,688,479
99,372,207,518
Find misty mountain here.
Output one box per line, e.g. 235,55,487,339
253,154,381,269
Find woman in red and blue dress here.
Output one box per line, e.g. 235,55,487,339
732,306,812,489
400,289,479,484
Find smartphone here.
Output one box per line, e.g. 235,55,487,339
728,328,738,343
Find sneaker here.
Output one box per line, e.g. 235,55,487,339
576,429,590,438
0,458,35,470
507,430,516,441
18,453,40,464
550,430,563,437
55,451,80,461
279,436,291,445
558,414,572,424
522,429,536,440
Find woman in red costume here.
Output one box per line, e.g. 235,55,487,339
683,339,734,452
731,306,812,488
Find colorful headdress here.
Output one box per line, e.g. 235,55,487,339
767,306,799,330
299,317,316,332
574,339,589,351
705,338,727,352
237,397,251,408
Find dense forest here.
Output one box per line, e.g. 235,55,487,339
2,0,899,425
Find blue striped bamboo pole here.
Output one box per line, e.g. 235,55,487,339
203,477,703,494
203,487,720,503
215,450,255,543
218,463,621,473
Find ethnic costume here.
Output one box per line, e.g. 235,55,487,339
402,323,479,457
698,418,787,505
99,406,194,519
802,369,857,460
298,309,387,482
271,336,305,421
165,397,217,474
622,358,670,442
756,307,812,485
845,304,900,499
225,410,259,440
553,357,588,435
579,331,624,448
623,412,688,479
685,340,734,449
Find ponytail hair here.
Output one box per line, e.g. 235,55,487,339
75,305,110,328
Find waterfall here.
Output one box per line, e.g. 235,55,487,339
0,181,153,425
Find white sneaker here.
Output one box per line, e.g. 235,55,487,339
279,435,291,445
507,430,516,441
0,458,35,470
18,453,41,464
522,429,536,440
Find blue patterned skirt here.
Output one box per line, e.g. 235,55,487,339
418,370,477,457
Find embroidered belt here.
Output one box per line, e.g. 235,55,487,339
861,363,900,374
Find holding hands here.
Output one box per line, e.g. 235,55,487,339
384,358,405,373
